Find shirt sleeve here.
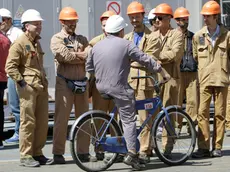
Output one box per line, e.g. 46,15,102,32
5,42,24,82
50,34,85,64
86,48,94,73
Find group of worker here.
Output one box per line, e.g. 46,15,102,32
0,0,230,170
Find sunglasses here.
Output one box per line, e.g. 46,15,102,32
156,16,168,21
175,18,188,21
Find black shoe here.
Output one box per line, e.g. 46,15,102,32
50,155,66,164
33,155,53,165
20,157,40,167
123,152,145,170
192,149,210,158
0,141,4,150
211,149,222,157
78,154,97,162
96,153,104,161
138,153,150,164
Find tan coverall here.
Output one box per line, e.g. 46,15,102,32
5,33,49,158
89,34,114,112
226,86,230,130
50,29,89,155
124,26,160,155
153,28,184,150
193,25,230,150
178,31,198,125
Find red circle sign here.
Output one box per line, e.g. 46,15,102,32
107,2,121,15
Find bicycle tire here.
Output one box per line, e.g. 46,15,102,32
152,107,196,166
70,110,122,172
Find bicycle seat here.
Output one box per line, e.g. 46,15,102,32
100,93,114,100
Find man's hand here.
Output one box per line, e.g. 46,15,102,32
160,68,171,84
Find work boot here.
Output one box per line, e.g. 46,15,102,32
138,153,150,164
20,156,40,167
123,152,145,170
96,153,104,160
50,155,66,164
192,149,210,158
33,155,53,165
78,154,97,162
211,149,222,158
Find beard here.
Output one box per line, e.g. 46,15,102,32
177,22,188,29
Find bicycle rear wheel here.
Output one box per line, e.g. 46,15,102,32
70,110,122,172
152,107,196,166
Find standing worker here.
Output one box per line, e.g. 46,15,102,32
192,1,230,158
174,7,198,129
0,8,23,143
124,1,161,163
5,9,51,167
148,8,158,32
152,3,184,157
89,10,115,112
86,15,170,170
50,7,92,164
0,15,11,149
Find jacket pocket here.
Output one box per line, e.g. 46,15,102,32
218,43,229,72
197,45,208,70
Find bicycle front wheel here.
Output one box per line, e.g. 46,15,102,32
152,107,196,166
70,110,122,172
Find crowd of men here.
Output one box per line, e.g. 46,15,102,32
0,0,230,170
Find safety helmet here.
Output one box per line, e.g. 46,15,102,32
174,7,190,19
105,15,128,33
59,7,78,20
100,11,115,21
21,9,43,24
154,3,173,16
0,8,12,18
148,8,156,20
200,0,220,15
127,1,145,15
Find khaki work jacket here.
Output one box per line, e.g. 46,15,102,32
153,28,184,80
50,29,88,80
124,26,160,90
5,33,48,90
193,25,230,87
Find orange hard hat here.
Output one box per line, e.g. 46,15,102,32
200,0,220,15
127,1,145,15
100,11,115,21
154,3,173,16
174,7,190,18
59,7,78,20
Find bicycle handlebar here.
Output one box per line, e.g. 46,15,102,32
131,76,167,94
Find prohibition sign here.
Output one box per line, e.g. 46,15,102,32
107,1,121,15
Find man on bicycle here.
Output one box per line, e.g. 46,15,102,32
86,15,170,170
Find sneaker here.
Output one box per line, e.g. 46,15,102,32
138,153,150,164
5,133,19,143
50,155,66,165
192,149,210,158
0,141,4,150
78,154,97,162
20,156,40,167
123,152,145,170
33,155,53,165
211,149,222,158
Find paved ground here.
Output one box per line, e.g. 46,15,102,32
1,129,230,172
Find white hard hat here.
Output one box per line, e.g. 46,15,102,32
0,15,2,23
0,8,12,18
148,8,156,20
105,15,128,33
21,9,43,24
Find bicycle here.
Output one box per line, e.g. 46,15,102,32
69,76,196,172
